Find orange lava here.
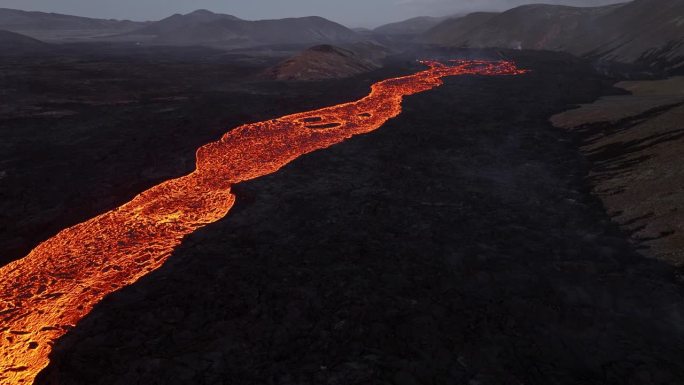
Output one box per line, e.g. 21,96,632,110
0,60,526,384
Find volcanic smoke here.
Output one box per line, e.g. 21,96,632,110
0,60,526,384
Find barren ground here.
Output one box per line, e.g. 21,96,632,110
3,46,684,384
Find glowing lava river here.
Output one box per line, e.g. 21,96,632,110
0,60,526,384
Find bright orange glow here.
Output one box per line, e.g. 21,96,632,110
0,60,526,384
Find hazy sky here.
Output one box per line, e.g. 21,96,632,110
0,0,623,28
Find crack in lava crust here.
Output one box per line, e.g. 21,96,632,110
0,60,526,384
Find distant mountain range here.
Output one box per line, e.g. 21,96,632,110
0,7,143,40
414,0,684,72
2,2,682,73
128,11,360,47
0,8,361,48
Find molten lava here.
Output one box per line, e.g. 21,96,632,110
0,60,526,384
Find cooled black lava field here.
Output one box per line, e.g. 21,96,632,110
3,47,684,384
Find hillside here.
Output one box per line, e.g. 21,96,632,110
423,5,617,50
0,29,49,52
573,0,684,67
420,0,684,72
552,76,684,263
374,16,451,36
265,43,389,80
418,12,499,45
0,8,143,40
128,9,241,37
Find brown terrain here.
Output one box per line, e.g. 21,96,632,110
265,43,390,81
552,77,684,266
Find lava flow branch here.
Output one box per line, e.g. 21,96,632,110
0,60,526,384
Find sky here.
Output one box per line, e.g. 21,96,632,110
0,0,623,28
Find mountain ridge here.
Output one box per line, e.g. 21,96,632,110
0,7,144,38
374,16,453,36
0,8,361,48
419,0,684,72
125,11,361,48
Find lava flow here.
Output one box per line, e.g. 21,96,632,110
0,60,526,384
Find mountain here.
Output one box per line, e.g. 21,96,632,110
571,0,684,66
127,11,361,48
418,12,499,45
374,16,452,36
0,8,143,40
0,8,363,49
265,43,389,80
0,29,50,52
420,0,684,72
128,9,241,37
423,5,618,50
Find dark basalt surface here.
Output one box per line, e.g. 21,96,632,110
0,44,391,266
5,48,684,384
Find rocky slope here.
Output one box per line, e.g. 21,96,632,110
552,77,684,265
265,43,389,80
574,0,684,67
0,29,49,52
428,5,616,50
421,0,684,72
